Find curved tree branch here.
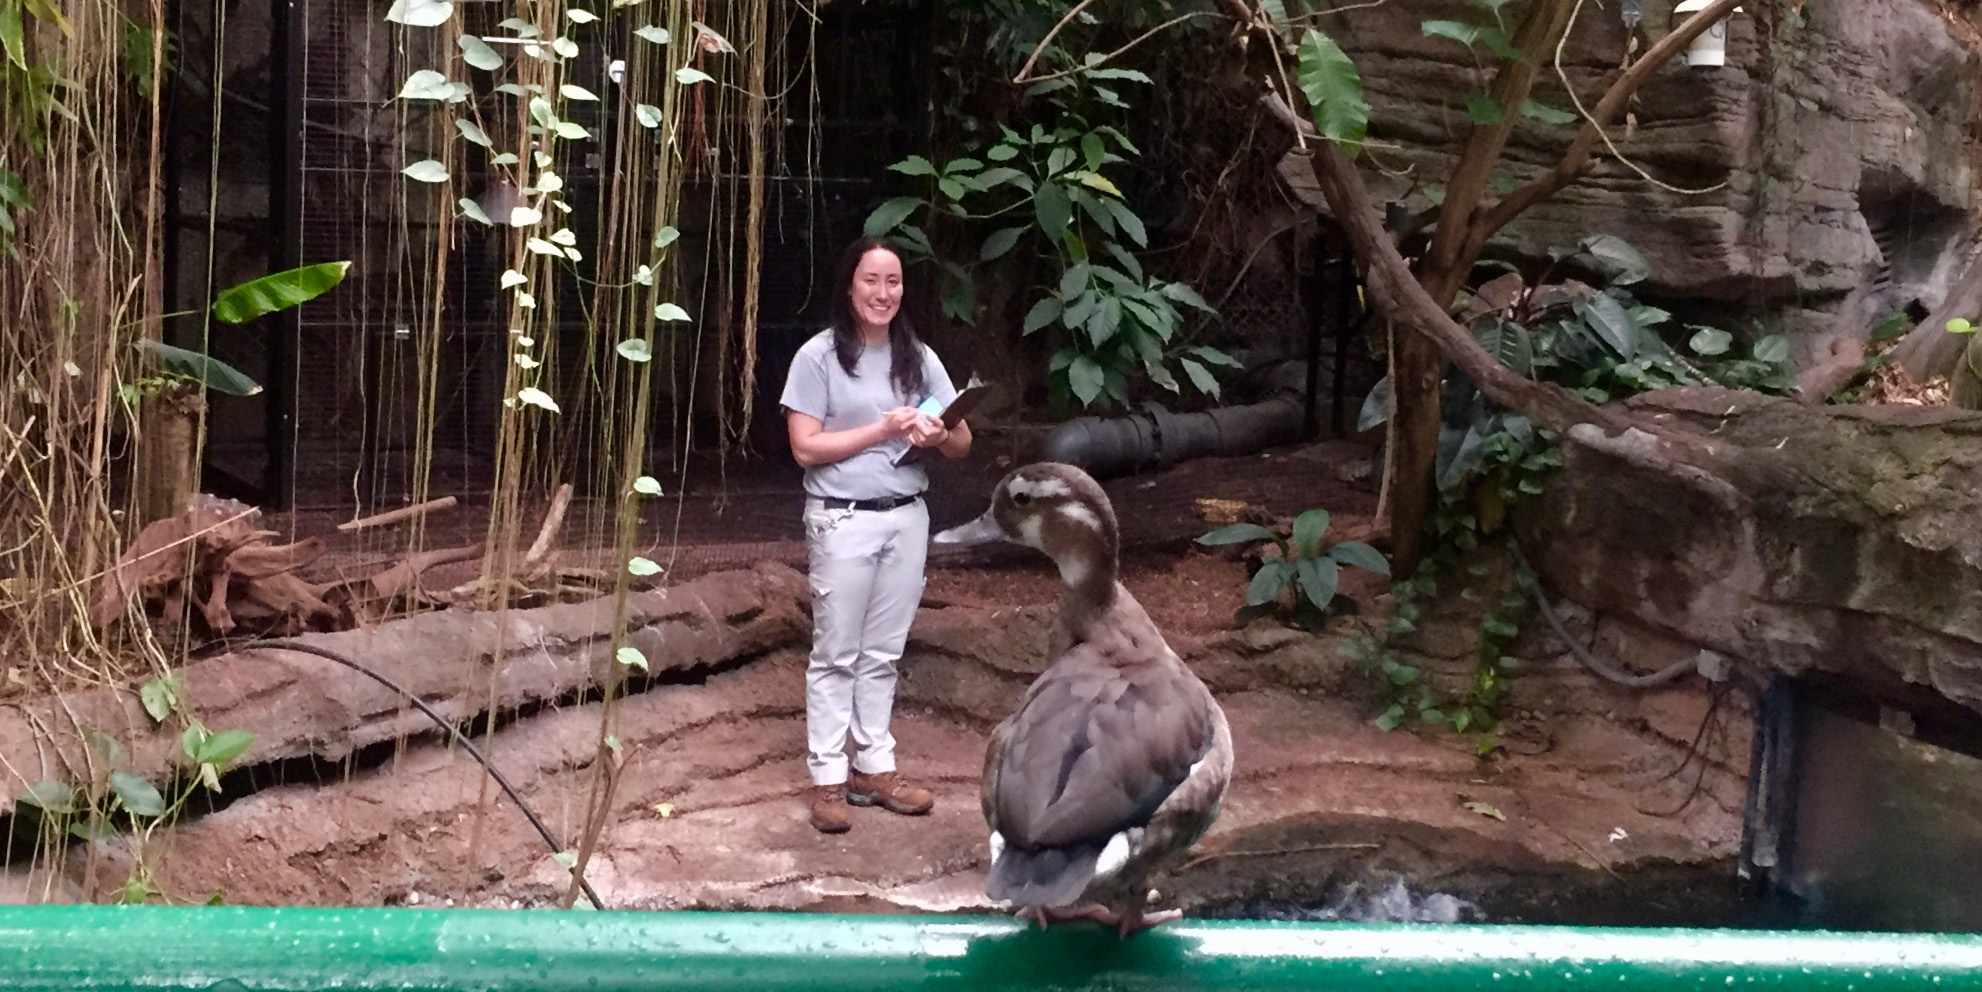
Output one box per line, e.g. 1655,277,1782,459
1264,94,1728,469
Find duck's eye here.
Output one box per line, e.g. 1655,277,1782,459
1010,491,1033,508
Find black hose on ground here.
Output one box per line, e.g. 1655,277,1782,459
1506,546,1702,690
241,638,607,910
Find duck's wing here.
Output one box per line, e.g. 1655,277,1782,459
990,642,1218,849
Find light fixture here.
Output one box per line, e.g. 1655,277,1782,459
1672,0,1743,67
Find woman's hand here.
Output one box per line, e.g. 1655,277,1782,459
787,407,923,468
908,415,949,449
881,407,922,439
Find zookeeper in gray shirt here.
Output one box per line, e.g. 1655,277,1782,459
779,235,973,834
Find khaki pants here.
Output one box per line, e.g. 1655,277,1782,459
801,497,929,786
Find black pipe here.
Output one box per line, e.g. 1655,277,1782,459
1035,388,1307,480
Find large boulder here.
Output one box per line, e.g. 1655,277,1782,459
1292,0,1980,353
1526,388,1982,716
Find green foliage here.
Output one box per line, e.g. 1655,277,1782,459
14,672,258,902
1347,422,1556,748
0,164,27,258
210,261,351,325
1198,508,1390,629
125,262,352,401
1349,235,1796,742
1295,29,1366,150
122,17,175,98
865,26,1232,412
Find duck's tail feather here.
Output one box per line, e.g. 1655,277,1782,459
985,843,1100,909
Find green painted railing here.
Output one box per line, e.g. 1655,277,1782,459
0,907,1978,991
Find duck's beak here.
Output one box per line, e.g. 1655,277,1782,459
932,509,1005,546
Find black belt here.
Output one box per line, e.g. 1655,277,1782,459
819,493,922,512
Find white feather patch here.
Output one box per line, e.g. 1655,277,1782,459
989,831,1005,865
1058,502,1102,531
1009,476,1072,500
1093,828,1140,880
1016,515,1045,549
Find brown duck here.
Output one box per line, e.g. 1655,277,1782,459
934,462,1233,936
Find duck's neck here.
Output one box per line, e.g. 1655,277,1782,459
1051,541,1119,642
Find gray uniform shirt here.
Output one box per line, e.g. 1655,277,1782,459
779,329,959,500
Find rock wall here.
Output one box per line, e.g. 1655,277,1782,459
1525,388,1982,718
1311,0,1981,356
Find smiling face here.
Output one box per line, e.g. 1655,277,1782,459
847,246,903,337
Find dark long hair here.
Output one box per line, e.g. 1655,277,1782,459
829,236,928,402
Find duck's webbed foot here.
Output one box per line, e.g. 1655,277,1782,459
1113,907,1183,937
1014,903,1120,929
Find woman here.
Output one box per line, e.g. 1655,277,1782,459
779,236,974,834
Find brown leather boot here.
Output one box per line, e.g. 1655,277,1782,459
846,770,934,815
810,784,851,834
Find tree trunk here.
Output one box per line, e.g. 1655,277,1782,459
138,384,203,525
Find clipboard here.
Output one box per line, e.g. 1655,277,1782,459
891,383,993,467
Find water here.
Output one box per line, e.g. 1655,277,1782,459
1240,878,1484,924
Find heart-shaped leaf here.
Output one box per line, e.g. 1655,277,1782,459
627,556,661,576
675,66,713,85
385,0,451,26
402,159,450,183
398,69,459,100
654,302,691,322
516,386,561,412
633,25,668,43
18,780,77,815
458,35,502,70
616,646,649,670
457,198,492,225
632,476,663,496
109,771,166,818
635,103,662,128
139,676,182,723
616,338,652,363
1753,334,1791,364
455,118,492,146
1688,326,1732,356
193,729,256,767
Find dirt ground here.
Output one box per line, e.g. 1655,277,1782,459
4,434,1753,924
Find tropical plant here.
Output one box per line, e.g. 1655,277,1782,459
1198,507,1389,628
121,261,353,403
865,59,1238,411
